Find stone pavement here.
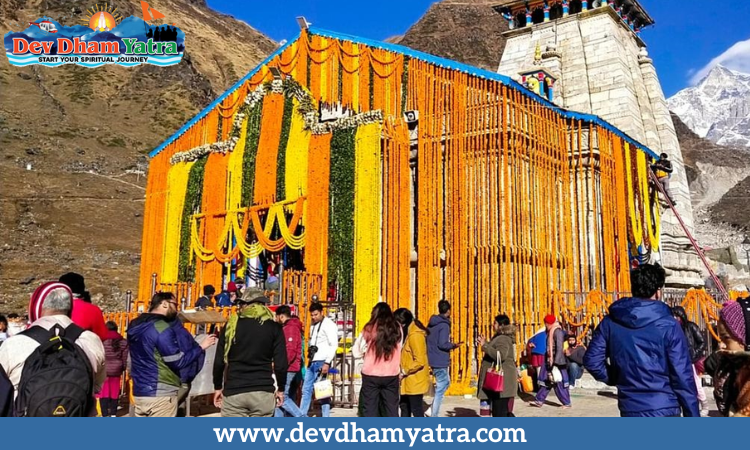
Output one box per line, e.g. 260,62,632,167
326,389,621,418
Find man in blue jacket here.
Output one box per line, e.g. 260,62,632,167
128,292,216,417
427,300,460,417
584,264,700,417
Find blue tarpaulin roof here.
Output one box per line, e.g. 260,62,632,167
150,27,658,159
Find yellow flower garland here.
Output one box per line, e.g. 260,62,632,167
637,151,660,252
353,123,382,332
161,161,195,283
624,143,643,248
284,99,311,204
227,118,249,211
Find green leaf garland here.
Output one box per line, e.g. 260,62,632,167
276,95,295,201
178,156,208,282
328,127,357,300
241,101,263,207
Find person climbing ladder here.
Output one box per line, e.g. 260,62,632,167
651,153,676,206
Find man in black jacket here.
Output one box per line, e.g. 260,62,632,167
651,153,677,206
212,292,287,417
672,306,708,416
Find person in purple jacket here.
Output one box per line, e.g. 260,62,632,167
584,264,700,417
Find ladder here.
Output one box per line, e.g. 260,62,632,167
648,169,729,301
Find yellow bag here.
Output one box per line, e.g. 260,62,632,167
520,371,534,393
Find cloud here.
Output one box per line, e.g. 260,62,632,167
690,38,750,85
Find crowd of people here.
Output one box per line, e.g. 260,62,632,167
1,263,749,418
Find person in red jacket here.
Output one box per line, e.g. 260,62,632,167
274,305,305,417
99,321,128,417
59,272,108,341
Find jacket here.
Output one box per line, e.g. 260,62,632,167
308,317,339,364
170,318,204,384
213,316,287,396
705,351,750,417
400,323,430,395
651,159,673,178
355,326,402,377
528,330,547,356
195,296,213,309
583,297,700,417
427,314,455,368
548,327,567,367
0,315,105,396
671,306,707,363
282,316,303,373
477,325,518,400
1,364,13,417
103,330,129,378
71,298,108,341
127,313,204,397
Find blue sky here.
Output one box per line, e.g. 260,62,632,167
208,0,750,97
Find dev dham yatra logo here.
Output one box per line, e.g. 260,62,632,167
4,3,184,68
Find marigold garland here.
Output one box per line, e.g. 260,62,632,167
353,123,382,332
276,96,295,201
254,93,285,205
284,99,312,202
161,161,195,283
305,134,332,285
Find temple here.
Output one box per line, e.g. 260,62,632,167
495,0,704,287
138,27,666,393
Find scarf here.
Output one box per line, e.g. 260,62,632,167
546,322,561,365
224,303,275,363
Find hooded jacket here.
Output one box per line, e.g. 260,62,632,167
427,314,455,368
477,324,517,400
282,316,303,373
103,330,129,378
671,306,707,363
127,313,204,397
584,297,700,417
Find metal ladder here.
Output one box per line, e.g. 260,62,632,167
648,169,729,301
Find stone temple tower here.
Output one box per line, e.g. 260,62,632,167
495,0,703,287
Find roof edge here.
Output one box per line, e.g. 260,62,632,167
148,27,657,160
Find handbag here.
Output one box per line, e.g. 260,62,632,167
482,351,504,393
314,376,333,400
551,366,563,383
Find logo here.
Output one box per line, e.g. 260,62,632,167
52,405,67,416
4,2,184,68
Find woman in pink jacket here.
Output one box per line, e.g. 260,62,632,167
354,303,402,417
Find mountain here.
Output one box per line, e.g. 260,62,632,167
0,0,276,312
668,65,750,147
391,0,509,72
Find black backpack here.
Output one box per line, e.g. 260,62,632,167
14,324,94,417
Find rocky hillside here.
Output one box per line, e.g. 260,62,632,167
0,0,275,312
669,65,750,147
391,0,509,72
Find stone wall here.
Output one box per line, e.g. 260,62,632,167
497,6,705,286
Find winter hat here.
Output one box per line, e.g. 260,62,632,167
720,299,749,348
29,282,73,323
227,281,238,293
544,314,556,325
59,272,85,296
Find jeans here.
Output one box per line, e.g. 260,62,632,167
568,362,584,384
361,375,399,417
431,368,450,418
299,361,331,417
400,394,424,417
274,372,306,417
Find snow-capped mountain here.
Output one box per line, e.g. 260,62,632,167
668,65,750,147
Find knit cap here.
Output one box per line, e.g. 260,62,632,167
29,282,73,323
720,299,750,348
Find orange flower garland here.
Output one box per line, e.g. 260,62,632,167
253,93,285,205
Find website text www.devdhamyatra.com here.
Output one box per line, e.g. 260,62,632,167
214,422,527,446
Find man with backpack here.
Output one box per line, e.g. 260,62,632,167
128,292,216,417
0,281,105,416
